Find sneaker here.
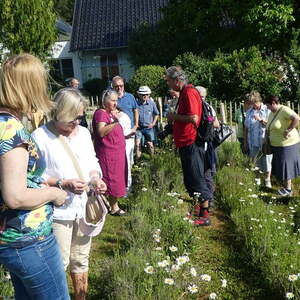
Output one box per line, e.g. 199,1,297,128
188,204,201,217
265,179,272,188
193,217,211,226
278,188,293,197
199,208,209,218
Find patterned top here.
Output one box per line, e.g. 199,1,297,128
0,114,53,246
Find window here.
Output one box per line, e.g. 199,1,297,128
100,54,119,80
50,59,74,83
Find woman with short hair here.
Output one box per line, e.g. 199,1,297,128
264,95,300,196
0,54,69,300
92,90,127,216
32,88,107,300
244,91,272,187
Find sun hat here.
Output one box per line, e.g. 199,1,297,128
137,86,151,95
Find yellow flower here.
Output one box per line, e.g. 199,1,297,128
24,207,47,230
0,119,23,140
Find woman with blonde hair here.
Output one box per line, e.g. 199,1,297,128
0,54,69,299
92,90,127,216
32,88,107,300
244,91,272,187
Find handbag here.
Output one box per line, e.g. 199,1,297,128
213,122,233,147
262,107,283,155
46,122,110,236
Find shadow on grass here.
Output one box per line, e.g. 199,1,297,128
213,210,282,300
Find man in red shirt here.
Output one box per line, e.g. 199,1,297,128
166,66,212,226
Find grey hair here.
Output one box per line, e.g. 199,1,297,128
101,89,118,108
195,86,207,100
166,66,187,82
111,75,124,85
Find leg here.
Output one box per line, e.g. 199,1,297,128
284,179,292,190
52,220,73,271
9,273,31,300
135,138,142,159
144,128,155,156
1,235,70,300
70,220,92,300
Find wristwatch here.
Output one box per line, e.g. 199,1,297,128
56,179,63,190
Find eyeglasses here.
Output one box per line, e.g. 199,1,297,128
113,85,124,88
142,94,150,96
68,115,85,124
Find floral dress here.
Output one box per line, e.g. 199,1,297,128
0,114,53,246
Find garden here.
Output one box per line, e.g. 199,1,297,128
1,141,300,299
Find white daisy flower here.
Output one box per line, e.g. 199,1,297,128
144,266,154,274
288,274,298,282
142,187,148,192
221,279,227,287
248,188,253,192
200,274,211,282
286,292,294,299
164,278,174,285
187,284,198,294
169,246,178,252
157,260,170,268
209,293,217,299
154,237,161,243
177,199,184,205
170,264,180,272
190,267,197,277
176,256,189,266
155,247,162,251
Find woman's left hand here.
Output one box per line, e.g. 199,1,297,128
90,178,107,194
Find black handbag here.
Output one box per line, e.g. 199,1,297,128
213,122,233,147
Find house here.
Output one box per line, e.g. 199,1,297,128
69,0,169,87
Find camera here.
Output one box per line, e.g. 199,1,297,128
157,123,173,140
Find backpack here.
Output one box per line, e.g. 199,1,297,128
196,100,215,145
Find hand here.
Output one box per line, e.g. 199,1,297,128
131,126,138,134
90,178,107,194
148,123,154,129
52,188,68,207
253,115,262,122
111,110,120,122
284,129,291,139
62,179,88,195
167,113,176,122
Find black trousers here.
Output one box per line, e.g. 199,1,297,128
179,143,213,203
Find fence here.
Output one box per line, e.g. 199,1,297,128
87,95,300,127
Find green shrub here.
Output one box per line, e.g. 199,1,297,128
83,78,108,96
174,47,285,102
127,65,168,98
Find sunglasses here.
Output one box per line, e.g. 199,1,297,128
113,85,124,88
68,115,85,124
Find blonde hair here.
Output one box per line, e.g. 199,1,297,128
51,88,88,122
246,91,262,104
101,89,118,108
0,54,52,114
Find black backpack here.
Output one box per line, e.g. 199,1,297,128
196,100,215,145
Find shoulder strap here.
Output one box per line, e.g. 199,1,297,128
46,122,85,181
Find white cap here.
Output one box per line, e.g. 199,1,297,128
137,86,151,95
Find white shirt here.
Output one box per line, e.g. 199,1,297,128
32,125,102,221
118,111,132,136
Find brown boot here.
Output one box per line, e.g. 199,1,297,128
71,272,88,300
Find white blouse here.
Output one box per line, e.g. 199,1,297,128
32,125,102,221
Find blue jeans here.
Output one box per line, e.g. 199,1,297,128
136,128,155,142
0,234,70,300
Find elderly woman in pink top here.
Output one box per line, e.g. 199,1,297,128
92,90,127,216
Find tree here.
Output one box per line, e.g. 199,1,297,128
128,65,167,98
0,0,57,60
53,0,75,24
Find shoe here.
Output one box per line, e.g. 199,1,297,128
189,204,201,217
278,188,293,197
193,217,211,226
265,179,272,188
199,207,209,218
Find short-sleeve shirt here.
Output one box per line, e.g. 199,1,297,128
117,92,138,128
92,109,126,155
137,99,159,127
267,105,300,147
0,114,53,246
173,85,202,148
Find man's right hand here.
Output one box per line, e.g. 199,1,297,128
62,179,88,195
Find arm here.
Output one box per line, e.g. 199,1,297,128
97,121,119,138
132,108,139,131
0,147,67,210
167,113,199,126
284,114,300,138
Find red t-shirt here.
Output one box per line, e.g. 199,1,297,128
173,84,202,148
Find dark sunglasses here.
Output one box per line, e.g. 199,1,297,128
68,115,85,124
